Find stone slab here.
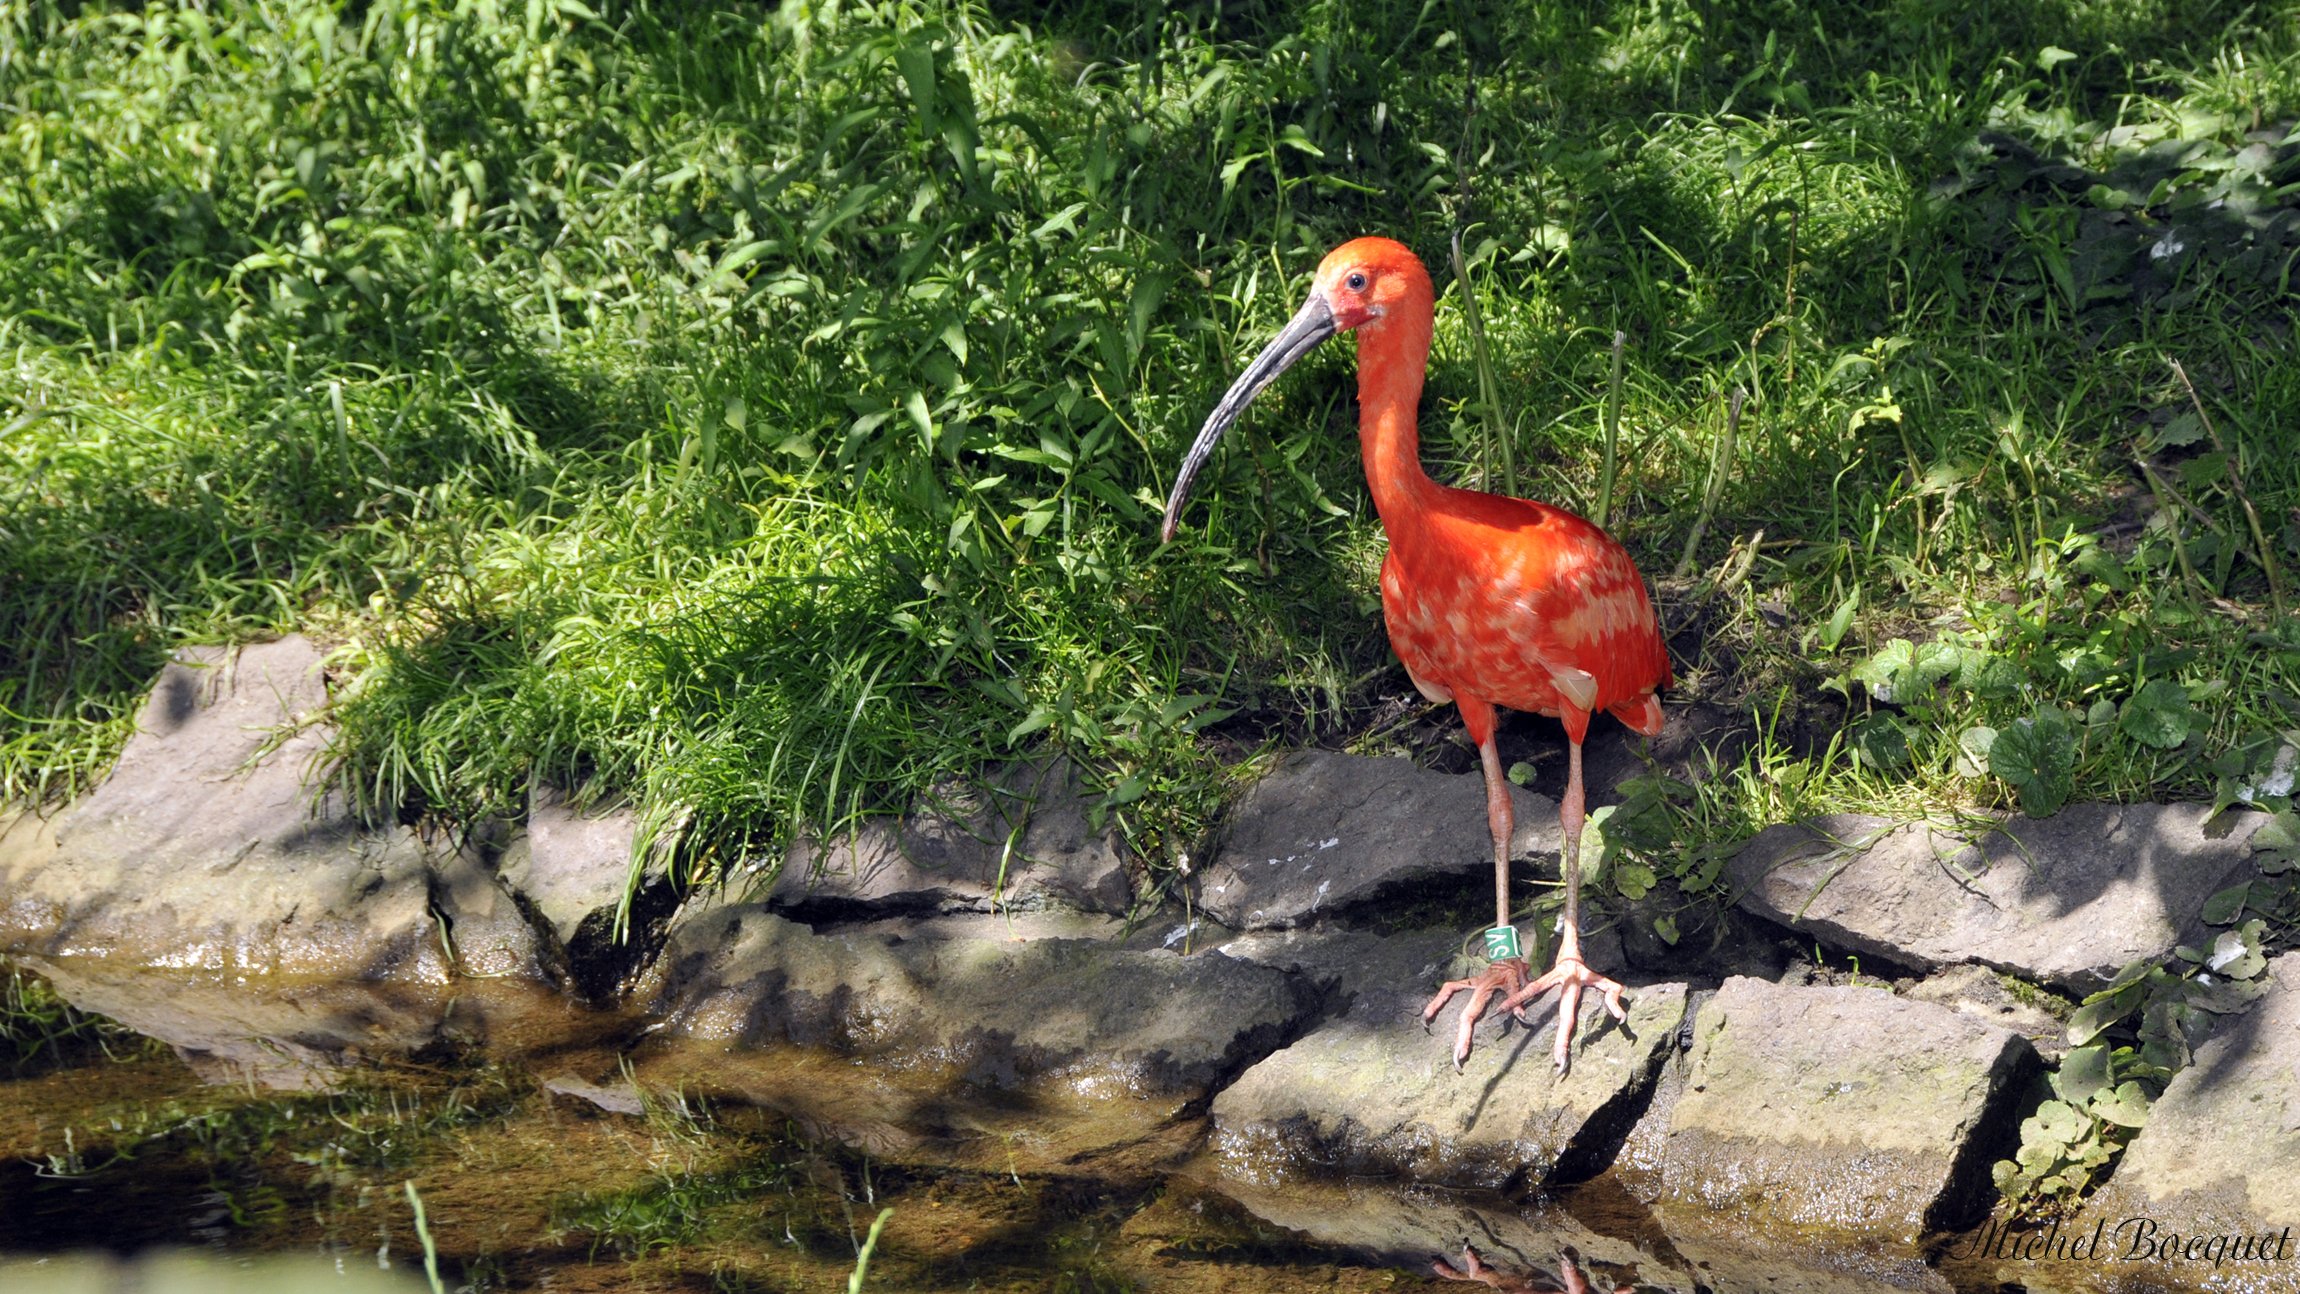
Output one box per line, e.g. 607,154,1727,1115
1656,976,2038,1244
0,639,491,981
1731,805,2266,991
1211,925,1686,1189
496,783,675,999
770,757,1129,916
1198,750,1562,930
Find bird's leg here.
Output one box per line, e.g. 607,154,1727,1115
1420,734,1532,1068
1498,738,1628,1071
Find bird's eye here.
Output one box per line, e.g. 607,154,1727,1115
1346,272,1368,291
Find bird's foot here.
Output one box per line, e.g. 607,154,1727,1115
1496,952,1627,1073
1420,956,1532,1070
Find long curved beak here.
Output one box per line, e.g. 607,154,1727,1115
1159,293,1338,543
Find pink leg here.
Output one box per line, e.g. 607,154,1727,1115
1497,738,1627,1071
1420,733,1530,1069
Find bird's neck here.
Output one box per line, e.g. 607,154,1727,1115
1355,318,1438,523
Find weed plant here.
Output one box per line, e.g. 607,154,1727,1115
3,0,2297,906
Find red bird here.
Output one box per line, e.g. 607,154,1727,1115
1161,237,1670,1070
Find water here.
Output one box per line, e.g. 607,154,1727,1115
0,966,2235,1294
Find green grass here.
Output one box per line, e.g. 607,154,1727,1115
3,0,2297,897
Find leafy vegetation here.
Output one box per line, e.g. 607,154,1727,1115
4,0,2298,912
1993,807,2296,1212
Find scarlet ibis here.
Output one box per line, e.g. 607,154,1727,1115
1160,237,1670,1071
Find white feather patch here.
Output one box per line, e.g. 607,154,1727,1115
1548,664,1598,712
1406,662,1454,705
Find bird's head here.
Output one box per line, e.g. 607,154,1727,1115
1159,238,1433,543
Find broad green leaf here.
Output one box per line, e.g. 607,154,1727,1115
2180,450,2229,492
2148,410,2205,450
2097,959,2154,996
1991,712,2077,816
2068,983,2141,1045
2121,678,2192,749
2053,1043,2112,1106
1579,804,1617,884
1652,914,1680,945
2253,810,2300,872
1851,714,1912,770
2200,881,2249,926
2205,923,2267,980
2187,974,2270,1014
1955,649,2024,699
1821,590,1858,651
1852,638,1959,704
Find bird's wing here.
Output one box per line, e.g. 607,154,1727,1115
1502,520,1668,716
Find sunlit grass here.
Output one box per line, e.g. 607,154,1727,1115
1,0,2295,904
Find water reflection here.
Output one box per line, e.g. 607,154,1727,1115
2,957,2235,1294
1432,1244,1633,1294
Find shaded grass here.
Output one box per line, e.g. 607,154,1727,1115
1,0,2296,896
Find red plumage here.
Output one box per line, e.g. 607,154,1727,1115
1161,235,1670,1071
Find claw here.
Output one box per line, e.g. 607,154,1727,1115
1422,958,1530,1068
1497,953,1630,1074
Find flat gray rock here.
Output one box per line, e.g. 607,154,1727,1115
1731,805,2266,991
1656,976,2037,1244
497,783,675,999
0,638,540,983
1211,925,1686,1190
771,757,1130,916
2082,953,2300,1265
1198,750,1561,930
642,904,1311,1095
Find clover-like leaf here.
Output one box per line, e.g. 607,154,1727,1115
1614,859,1657,901
2026,1098,2088,1145
2091,1080,2153,1129
2120,678,2192,749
